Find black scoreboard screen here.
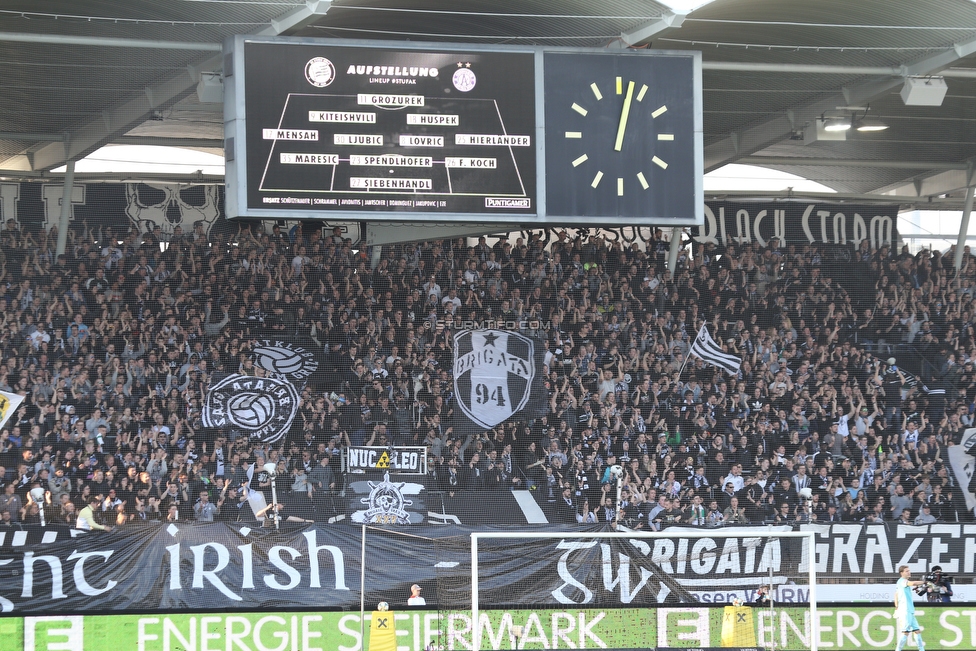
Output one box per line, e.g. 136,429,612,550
232,40,536,218
224,36,703,226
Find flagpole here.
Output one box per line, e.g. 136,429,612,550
677,324,705,379
676,351,690,380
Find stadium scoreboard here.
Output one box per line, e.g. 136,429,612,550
224,36,702,226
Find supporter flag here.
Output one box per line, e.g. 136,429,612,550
202,374,300,444
452,329,547,436
347,472,426,524
0,389,24,430
249,336,328,387
688,324,741,375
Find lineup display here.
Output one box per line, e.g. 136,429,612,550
237,41,536,217
225,36,703,225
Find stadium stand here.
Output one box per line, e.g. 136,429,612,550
0,219,972,530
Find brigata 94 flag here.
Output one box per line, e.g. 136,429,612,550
452,329,547,436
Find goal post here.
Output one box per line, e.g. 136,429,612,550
470,529,818,651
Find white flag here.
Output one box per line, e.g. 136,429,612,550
688,324,741,375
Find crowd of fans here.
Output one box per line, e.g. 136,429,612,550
0,216,973,531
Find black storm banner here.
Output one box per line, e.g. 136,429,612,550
452,330,547,436
4,523,976,614
695,201,900,249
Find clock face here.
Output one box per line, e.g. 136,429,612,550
544,51,699,222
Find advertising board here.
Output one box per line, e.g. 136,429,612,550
6,607,976,651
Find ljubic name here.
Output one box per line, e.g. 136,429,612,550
0,531,348,610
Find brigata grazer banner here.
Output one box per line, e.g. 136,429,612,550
9,607,976,651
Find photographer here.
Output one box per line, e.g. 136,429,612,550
754,585,772,606
922,566,953,603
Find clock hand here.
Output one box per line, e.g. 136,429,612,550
614,80,636,152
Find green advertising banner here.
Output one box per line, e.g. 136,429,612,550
3,607,976,651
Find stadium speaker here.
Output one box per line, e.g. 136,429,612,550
900,76,948,106
197,72,224,103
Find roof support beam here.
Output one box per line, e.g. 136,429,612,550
704,33,976,173
609,12,686,49
702,61,976,78
24,1,332,172
704,189,962,208
0,132,64,142
31,66,205,171
116,136,224,149
267,0,333,35
883,168,973,198
740,157,969,171
0,31,221,51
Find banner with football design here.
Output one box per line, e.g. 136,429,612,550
201,374,300,443
452,329,547,436
249,336,328,386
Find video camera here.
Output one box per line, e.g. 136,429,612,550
915,568,952,597
924,571,952,583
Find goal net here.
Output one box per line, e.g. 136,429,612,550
452,529,818,651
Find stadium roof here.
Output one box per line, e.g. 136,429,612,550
1,0,975,207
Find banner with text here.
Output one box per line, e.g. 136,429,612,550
695,201,900,249
10,607,976,651
2,523,976,614
345,446,428,475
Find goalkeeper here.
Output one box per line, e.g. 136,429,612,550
894,565,926,651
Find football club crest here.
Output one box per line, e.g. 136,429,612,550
202,374,300,444
453,329,536,431
305,57,336,87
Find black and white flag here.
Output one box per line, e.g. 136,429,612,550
347,472,426,525
452,329,547,435
688,324,741,375
249,336,327,386
202,374,300,443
